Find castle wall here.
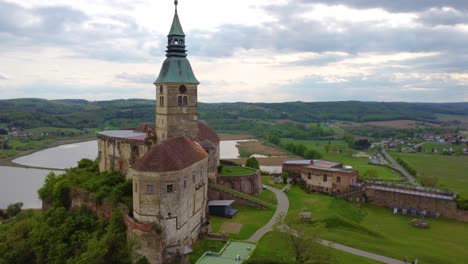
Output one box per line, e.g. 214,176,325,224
130,157,209,248
216,171,262,195
365,188,468,222
97,137,148,178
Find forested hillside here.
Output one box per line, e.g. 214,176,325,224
1,99,467,130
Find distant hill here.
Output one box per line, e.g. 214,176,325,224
0,98,467,131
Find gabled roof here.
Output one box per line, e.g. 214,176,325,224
133,136,207,172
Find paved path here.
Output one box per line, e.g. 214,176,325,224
248,185,405,263
248,186,289,242
381,149,420,186
321,240,405,264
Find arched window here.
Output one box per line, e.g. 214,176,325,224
160,96,164,106
177,96,182,106
159,85,163,94
174,39,179,45
183,96,188,106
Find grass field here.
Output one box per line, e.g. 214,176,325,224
218,166,257,177
281,139,402,181
209,205,275,240
253,188,277,205
416,142,464,154
392,152,468,197
286,186,468,264
249,231,382,264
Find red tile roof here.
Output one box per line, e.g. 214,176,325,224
198,121,220,144
133,136,207,172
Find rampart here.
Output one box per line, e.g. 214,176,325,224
365,185,468,222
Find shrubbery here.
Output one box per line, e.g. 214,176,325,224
395,157,417,176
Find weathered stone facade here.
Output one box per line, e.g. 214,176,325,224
130,156,209,246
97,135,149,178
155,84,199,141
365,187,468,222
216,171,263,195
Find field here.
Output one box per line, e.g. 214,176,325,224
363,120,439,129
237,140,289,157
209,205,275,240
392,152,468,197
285,186,468,264
417,142,464,154
281,139,403,181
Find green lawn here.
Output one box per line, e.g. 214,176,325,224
219,166,257,177
249,231,381,264
209,205,275,240
253,188,277,205
262,176,285,190
286,186,468,264
392,152,468,197
281,139,402,181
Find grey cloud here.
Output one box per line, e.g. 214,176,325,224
0,0,156,62
0,74,7,80
116,72,156,84
298,0,468,12
418,7,468,26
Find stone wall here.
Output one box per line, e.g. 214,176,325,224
97,137,149,178
365,187,468,222
216,171,262,195
130,157,209,251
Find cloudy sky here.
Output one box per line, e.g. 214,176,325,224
0,0,467,102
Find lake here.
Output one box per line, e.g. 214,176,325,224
0,138,282,209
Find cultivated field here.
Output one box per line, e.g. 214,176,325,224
364,120,439,129
392,152,468,197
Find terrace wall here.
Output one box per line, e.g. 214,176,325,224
216,171,262,195
366,188,468,222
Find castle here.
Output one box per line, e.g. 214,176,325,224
96,1,220,262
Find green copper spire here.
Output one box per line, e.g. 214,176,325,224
154,0,199,84
169,1,185,36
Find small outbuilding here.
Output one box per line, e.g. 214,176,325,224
208,200,238,218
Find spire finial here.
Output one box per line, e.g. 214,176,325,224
174,0,178,14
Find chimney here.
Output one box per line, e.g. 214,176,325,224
310,160,314,165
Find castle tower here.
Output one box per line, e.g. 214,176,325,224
154,1,199,141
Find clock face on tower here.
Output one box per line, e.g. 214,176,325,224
179,85,187,94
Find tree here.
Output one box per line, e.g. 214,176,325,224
282,172,289,184
304,149,322,159
324,144,330,153
6,202,23,218
246,156,260,169
273,213,333,264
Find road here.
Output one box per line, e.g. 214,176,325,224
248,185,289,242
381,149,421,187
